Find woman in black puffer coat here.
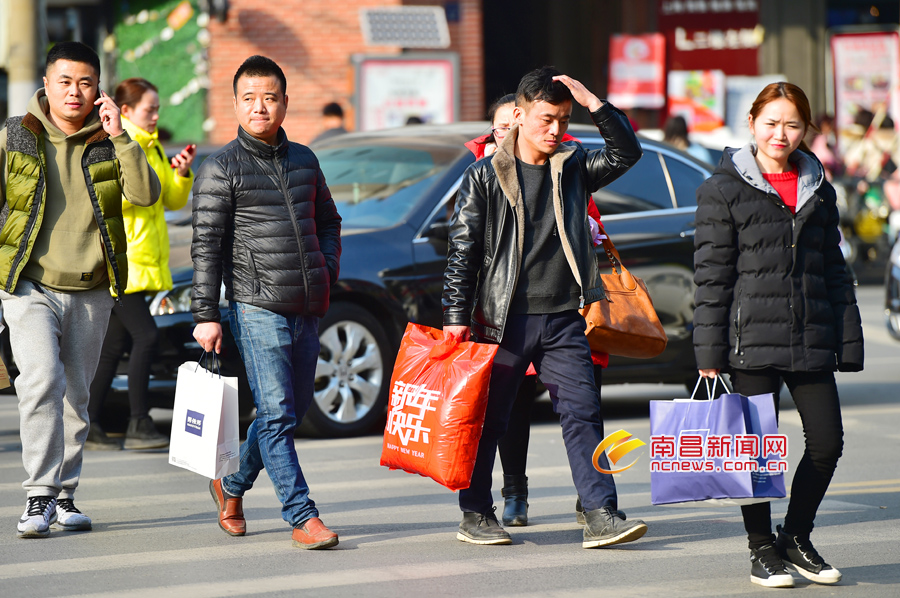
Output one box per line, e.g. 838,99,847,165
693,83,863,589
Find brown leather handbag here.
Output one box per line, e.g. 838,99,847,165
579,229,668,359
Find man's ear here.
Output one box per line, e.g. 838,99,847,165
232,96,237,113
42,76,49,89
513,105,525,125
283,94,289,110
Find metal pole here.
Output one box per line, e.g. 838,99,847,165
7,0,41,116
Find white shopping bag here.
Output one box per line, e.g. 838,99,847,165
169,360,240,479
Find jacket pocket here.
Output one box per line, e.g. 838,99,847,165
244,248,260,298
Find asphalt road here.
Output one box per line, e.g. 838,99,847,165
0,285,897,597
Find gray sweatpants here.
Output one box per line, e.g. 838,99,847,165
0,280,113,498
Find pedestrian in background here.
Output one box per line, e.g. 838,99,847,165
310,101,347,144
443,66,647,548
192,56,342,549
86,78,196,450
0,42,160,538
663,115,713,164
693,82,863,588
464,92,610,527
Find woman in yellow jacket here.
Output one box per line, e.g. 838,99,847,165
87,78,196,450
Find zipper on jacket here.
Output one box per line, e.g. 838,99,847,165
274,155,310,312
734,296,743,355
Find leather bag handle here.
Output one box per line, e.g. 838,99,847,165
595,222,637,292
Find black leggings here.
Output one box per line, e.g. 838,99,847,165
88,292,160,422
732,369,844,548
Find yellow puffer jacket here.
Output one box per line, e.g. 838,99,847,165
121,117,192,293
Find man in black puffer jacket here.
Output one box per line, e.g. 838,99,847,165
191,56,341,550
442,67,648,548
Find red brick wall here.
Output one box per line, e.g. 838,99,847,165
207,0,484,145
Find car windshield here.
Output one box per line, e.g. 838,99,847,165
316,141,467,228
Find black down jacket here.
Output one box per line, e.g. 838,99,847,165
693,144,863,373
191,127,341,323
442,102,642,343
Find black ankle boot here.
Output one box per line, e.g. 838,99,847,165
501,474,528,526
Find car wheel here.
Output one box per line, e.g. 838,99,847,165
300,302,394,437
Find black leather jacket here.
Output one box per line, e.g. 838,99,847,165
442,102,641,343
191,127,341,322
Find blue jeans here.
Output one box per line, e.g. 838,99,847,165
221,302,320,527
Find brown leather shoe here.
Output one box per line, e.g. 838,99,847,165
209,479,246,536
291,517,339,549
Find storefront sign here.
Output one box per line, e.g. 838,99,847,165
608,33,667,109
668,70,726,132
831,31,900,135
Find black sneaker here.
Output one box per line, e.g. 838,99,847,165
124,416,169,450
17,496,57,539
582,506,646,548
575,495,626,525
84,423,121,451
457,507,512,545
776,525,842,584
750,544,795,588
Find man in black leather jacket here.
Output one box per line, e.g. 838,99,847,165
442,67,648,548
191,56,341,550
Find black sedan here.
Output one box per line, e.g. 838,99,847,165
137,122,712,436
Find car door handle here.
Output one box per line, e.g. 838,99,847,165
680,228,696,238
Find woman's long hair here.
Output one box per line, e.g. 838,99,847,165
749,82,818,154
114,77,158,110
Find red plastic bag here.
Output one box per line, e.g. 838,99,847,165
380,323,498,491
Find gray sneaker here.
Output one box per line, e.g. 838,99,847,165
582,506,647,548
55,498,92,531
457,507,512,545
17,496,57,539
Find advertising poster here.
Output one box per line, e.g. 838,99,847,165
354,54,459,131
667,70,726,132
608,33,666,109
831,32,900,136
725,75,787,135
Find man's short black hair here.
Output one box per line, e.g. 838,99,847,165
516,66,572,107
322,102,343,118
233,55,287,95
46,41,101,76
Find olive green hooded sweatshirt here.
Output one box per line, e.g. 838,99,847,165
0,89,160,292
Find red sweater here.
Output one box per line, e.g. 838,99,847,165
762,169,799,214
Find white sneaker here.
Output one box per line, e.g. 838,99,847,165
55,498,92,531
17,496,57,538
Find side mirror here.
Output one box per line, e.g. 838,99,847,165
424,221,449,241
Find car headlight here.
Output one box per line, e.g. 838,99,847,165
149,284,192,316
149,282,229,316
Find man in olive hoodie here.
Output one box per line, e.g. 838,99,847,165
0,42,160,538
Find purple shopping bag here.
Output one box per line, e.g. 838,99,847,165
649,382,787,506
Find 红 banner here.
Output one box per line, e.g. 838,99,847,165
608,33,666,109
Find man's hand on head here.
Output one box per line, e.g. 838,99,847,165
552,75,604,113
193,321,224,354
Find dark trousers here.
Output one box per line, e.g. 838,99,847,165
732,369,844,548
497,375,537,477
88,292,159,422
459,311,617,514
498,366,604,477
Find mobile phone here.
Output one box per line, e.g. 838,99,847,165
171,144,197,167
